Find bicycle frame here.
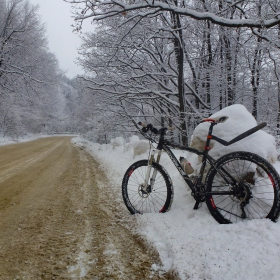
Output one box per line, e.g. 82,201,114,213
162,142,211,191
143,121,242,196
144,143,211,195
142,120,268,200
131,119,275,218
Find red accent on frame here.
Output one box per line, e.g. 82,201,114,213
207,135,212,139
204,146,211,150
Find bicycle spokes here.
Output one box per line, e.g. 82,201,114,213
205,153,279,224
122,160,173,214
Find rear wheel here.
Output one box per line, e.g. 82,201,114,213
205,152,280,224
122,160,173,214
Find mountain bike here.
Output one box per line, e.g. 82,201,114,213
122,116,280,224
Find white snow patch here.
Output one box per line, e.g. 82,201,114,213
103,243,118,256
67,220,94,278
72,105,280,280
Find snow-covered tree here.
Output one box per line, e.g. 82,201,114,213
66,1,280,34
0,0,72,137
67,0,280,142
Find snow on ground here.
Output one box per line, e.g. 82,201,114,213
72,105,280,280
0,134,41,146
1,105,279,279
74,136,280,279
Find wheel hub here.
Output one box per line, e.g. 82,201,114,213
138,184,152,198
230,182,252,204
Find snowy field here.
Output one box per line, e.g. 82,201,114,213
72,134,280,280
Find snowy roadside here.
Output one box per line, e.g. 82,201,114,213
0,134,79,147
0,134,42,146
72,136,280,280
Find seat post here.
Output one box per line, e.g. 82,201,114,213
205,122,216,151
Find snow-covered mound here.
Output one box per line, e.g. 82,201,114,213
111,136,126,148
72,132,280,280
189,104,276,166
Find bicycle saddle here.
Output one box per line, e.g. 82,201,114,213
202,116,229,123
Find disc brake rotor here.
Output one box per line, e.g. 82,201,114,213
229,183,251,204
138,184,151,198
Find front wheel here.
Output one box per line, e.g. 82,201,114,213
205,152,280,224
122,160,174,214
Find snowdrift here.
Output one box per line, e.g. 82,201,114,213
188,104,276,171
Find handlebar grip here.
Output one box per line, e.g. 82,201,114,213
138,122,148,133
138,122,158,134
138,122,147,127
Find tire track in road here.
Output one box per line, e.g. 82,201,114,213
0,137,177,279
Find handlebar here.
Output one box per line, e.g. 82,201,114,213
138,122,174,135
138,122,159,134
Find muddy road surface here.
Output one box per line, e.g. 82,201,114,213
0,137,175,279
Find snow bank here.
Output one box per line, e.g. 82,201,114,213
0,133,53,146
111,136,126,149
129,135,140,146
72,105,280,280
123,135,150,158
189,104,276,168
132,140,150,158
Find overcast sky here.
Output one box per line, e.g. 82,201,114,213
29,0,92,78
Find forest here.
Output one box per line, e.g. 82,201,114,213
0,0,87,138
1,0,280,146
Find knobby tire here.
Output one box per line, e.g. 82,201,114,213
122,160,174,214
205,152,280,224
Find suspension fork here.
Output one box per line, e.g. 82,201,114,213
143,149,162,191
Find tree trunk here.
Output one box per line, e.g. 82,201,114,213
171,11,188,145
251,40,261,119
251,5,262,119
205,20,212,105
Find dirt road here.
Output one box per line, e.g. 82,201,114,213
0,137,175,279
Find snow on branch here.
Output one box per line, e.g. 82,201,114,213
67,0,280,29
